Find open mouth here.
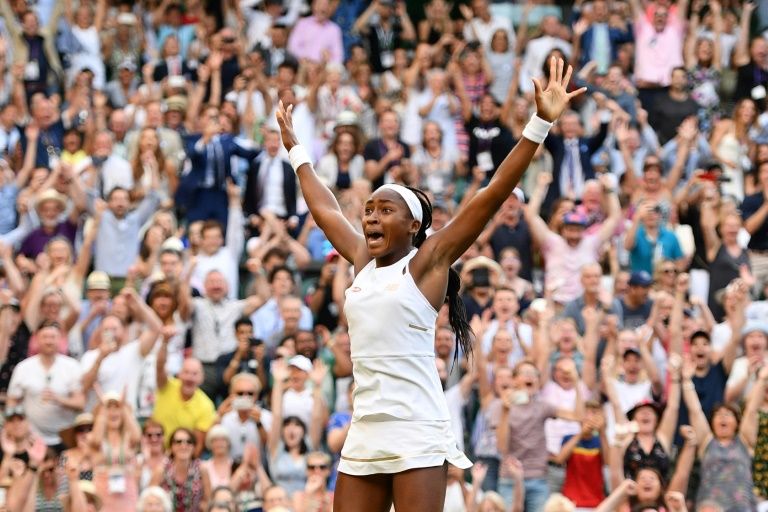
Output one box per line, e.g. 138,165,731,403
366,231,384,245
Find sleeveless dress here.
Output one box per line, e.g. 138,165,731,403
338,249,472,475
697,437,756,512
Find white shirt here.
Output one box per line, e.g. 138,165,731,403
559,138,584,199
282,387,314,428
520,36,572,94
603,379,653,444
481,319,533,366
259,155,288,216
221,408,274,460
80,340,147,412
463,16,515,52
190,207,244,299
8,355,83,444
191,298,246,362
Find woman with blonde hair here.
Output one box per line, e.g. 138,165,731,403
130,127,177,205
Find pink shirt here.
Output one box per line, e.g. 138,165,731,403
542,231,603,303
634,14,684,86
286,16,343,64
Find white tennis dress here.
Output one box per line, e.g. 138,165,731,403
338,249,472,475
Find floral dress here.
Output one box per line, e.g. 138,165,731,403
161,459,205,512
697,437,756,512
688,65,721,135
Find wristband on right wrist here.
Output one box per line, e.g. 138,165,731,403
522,114,554,144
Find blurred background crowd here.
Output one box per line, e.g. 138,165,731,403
0,0,768,511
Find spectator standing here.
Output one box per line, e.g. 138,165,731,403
6,321,84,446
287,0,344,65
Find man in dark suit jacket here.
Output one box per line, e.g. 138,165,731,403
177,106,260,227
543,110,609,213
152,34,196,83
243,129,298,225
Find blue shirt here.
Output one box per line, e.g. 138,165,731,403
0,183,18,234
629,225,683,274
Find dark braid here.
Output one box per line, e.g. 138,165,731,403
406,187,474,363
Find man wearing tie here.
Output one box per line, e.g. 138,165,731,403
543,110,609,212
179,106,260,227
243,128,298,226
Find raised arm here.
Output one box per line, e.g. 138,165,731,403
699,192,722,262
657,354,682,452
523,171,556,247
740,365,768,450
419,58,586,266
733,2,756,68
123,287,162,357
276,102,364,265
681,358,713,449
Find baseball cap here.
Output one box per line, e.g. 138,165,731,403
288,355,313,373
628,271,653,287
562,211,588,227
86,271,111,291
117,13,137,25
118,59,137,72
512,188,525,203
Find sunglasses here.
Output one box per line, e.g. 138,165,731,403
235,391,255,396
307,464,328,470
75,426,92,434
661,268,677,274
172,438,194,446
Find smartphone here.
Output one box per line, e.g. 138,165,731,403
232,396,254,411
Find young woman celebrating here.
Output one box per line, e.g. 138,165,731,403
276,56,585,512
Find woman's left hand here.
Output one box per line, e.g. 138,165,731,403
532,57,586,122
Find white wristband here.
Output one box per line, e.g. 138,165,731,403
288,145,312,172
522,114,554,144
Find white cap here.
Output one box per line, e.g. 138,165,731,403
288,355,313,373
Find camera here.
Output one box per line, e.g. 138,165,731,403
471,267,490,288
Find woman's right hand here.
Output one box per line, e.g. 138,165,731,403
276,101,300,152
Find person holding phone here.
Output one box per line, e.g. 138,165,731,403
276,56,585,511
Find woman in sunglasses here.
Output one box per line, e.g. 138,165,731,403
137,420,166,492
57,412,95,483
292,451,333,512
152,427,211,512
89,392,142,512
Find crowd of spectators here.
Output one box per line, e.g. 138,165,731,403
1,0,768,511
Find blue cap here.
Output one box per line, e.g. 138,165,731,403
629,271,653,287
562,211,588,227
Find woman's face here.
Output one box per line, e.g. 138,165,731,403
501,253,521,278
144,426,165,453
110,295,129,321
635,469,662,502
64,132,81,153
336,133,356,162
210,437,229,456
696,38,714,62
47,240,72,267
721,215,741,242
513,98,528,119
490,30,509,53
362,189,417,259
106,402,123,427
658,263,676,284
491,331,513,359
75,6,92,27
282,421,304,448
139,129,159,153
711,407,738,439
151,295,175,320
75,423,92,447
634,406,658,434
40,294,63,320
462,51,481,73
737,100,757,124
170,432,195,460
4,415,29,440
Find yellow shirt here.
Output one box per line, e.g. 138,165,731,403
152,377,216,446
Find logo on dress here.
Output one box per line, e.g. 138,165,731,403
350,286,362,292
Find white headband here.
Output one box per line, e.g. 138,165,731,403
378,184,423,222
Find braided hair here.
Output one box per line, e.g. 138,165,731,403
406,187,473,362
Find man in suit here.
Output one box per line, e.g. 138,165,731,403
152,34,196,83
574,0,633,74
243,128,298,226
178,105,260,228
543,110,609,212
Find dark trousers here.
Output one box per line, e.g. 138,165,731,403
477,456,500,492
186,188,229,230
201,351,235,403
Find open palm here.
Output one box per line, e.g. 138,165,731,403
276,100,300,152
532,57,587,122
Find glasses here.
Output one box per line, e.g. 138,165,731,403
662,268,677,274
172,438,195,446
75,426,92,434
307,464,328,471
145,432,164,439
235,390,255,396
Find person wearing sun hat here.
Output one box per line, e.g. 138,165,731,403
18,188,80,260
